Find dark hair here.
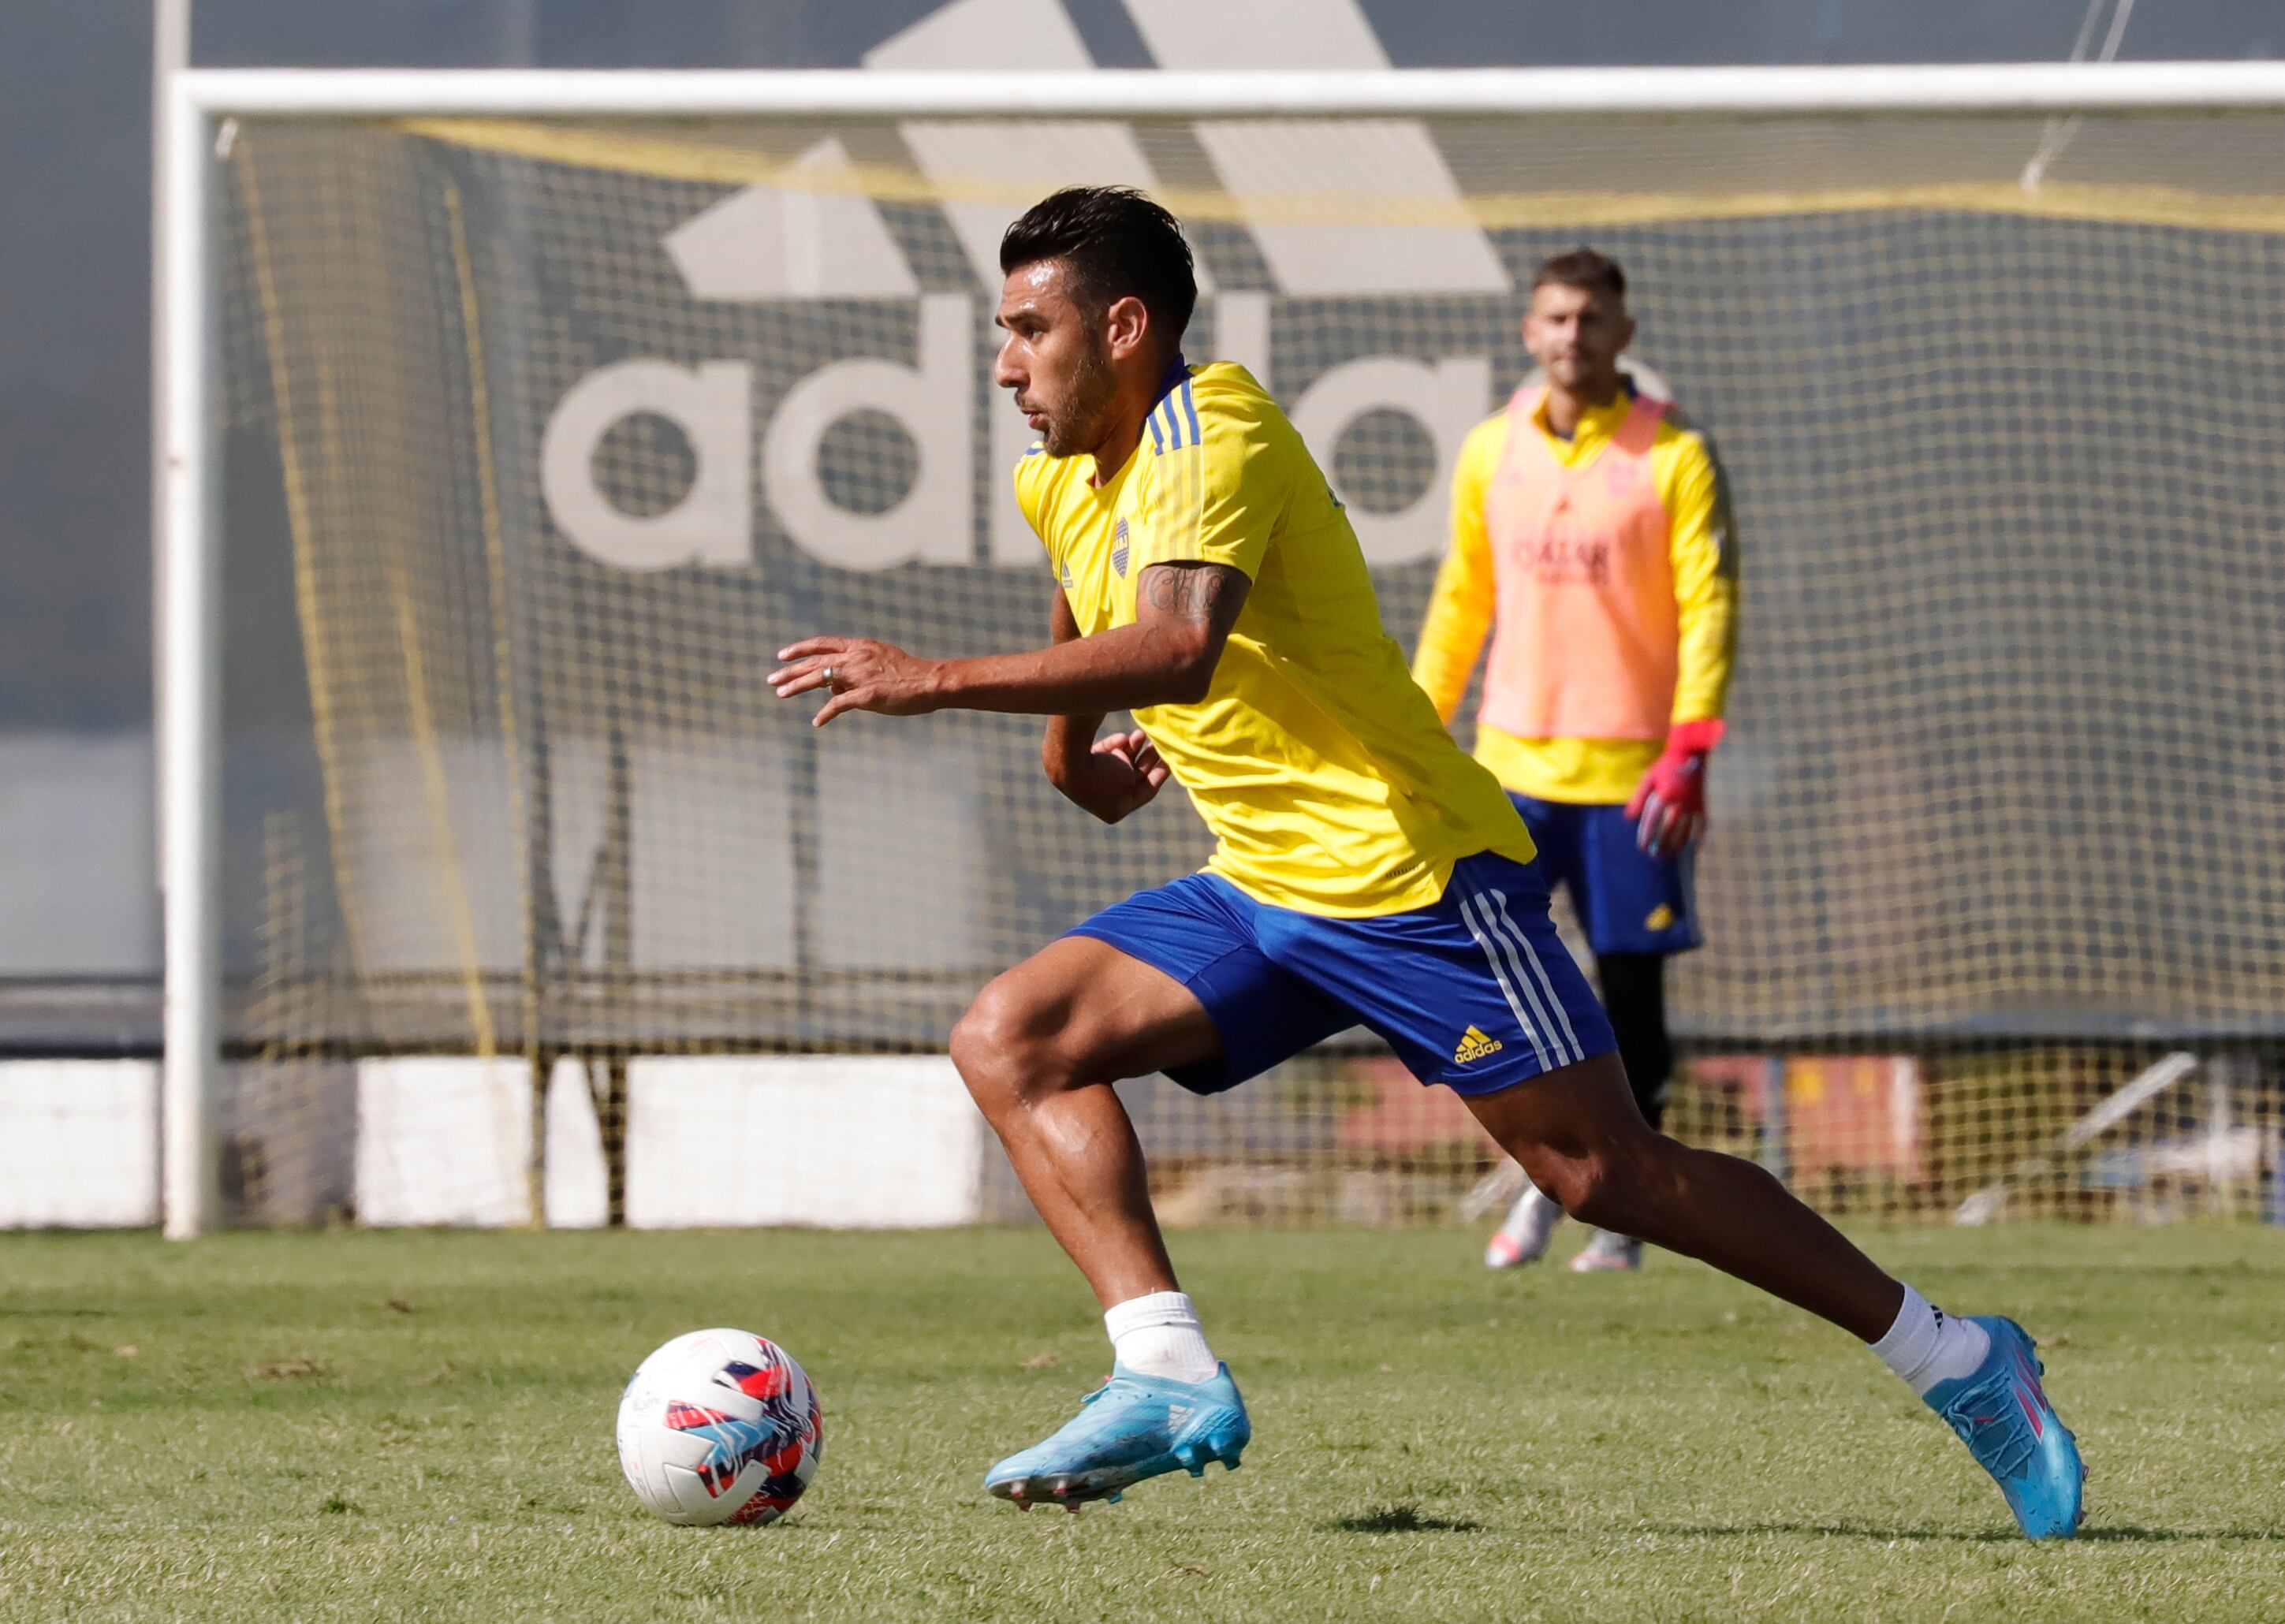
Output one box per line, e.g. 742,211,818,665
1532,247,1627,301
1000,186,1198,352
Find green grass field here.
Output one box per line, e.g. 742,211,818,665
3,1225,2283,1622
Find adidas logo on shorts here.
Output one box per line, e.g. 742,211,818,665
1453,1025,1505,1065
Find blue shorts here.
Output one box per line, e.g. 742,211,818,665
1510,793,1702,958
1068,851,1616,1097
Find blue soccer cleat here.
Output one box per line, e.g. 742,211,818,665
985,1361,1251,1509
1922,1316,2086,1539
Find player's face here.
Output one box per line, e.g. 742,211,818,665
1523,282,1634,397
994,259,1118,458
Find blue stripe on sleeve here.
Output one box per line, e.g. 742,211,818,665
1146,412,1165,453
1180,380,1201,444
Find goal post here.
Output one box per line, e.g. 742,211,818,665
158,62,2285,1236
165,61,2285,118
158,74,224,1241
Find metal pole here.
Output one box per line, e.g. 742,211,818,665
174,61,2285,121
150,0,192,923
597,721,632,1227
159,80,222,1238
1760,1056,1791,1188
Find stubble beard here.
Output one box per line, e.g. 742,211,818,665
1038,337,1118,460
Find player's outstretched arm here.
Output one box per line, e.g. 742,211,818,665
768,561,1250,728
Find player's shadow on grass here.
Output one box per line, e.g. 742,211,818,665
1651,1522,2282,1545
2071,1525,2285,1545
1326,1505,1484,1534
1648,1521,2016,1545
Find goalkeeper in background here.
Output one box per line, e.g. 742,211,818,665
1414,249,1737,1274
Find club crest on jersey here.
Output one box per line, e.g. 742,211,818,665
1453,1024,1505,1065
1112,518,1130,578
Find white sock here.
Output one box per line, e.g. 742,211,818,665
1869,1283,1992,1396
1104,1291,1219,1384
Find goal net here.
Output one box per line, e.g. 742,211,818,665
195,80,2285,1228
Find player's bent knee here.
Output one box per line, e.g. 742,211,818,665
949,978,1080,1111
947,993,1034,1100
1529,1141,1664,1232
1563,1162,1636,1231
1530,1154,1610,1227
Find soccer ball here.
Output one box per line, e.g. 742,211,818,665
616,1328,824,1525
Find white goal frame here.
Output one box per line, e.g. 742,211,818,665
156,59,2285,1236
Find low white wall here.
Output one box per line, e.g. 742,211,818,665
353,1056,601,1227
0,1061,159,1227
355,1054,990,1228
0,1055,990,1228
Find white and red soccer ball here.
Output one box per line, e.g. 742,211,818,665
617,1329,824,1525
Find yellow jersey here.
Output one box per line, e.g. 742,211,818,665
1411,386,1739,804
1015,360,1536,918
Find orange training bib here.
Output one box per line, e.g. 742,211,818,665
1478,386,1677,742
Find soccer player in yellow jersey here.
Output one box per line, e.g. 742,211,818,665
768,189,2082,1536
1415,248,1737,1275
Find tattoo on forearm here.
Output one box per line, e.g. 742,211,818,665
1142,563,1247,634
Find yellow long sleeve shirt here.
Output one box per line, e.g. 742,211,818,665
1411,388,1739,805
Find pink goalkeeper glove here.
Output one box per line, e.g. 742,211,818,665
1624,719,1726,859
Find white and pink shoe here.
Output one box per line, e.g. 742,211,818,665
1567,1231,1643,1272
1484,1186,1564,1269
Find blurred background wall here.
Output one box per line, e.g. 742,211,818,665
2,0,2279,1043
